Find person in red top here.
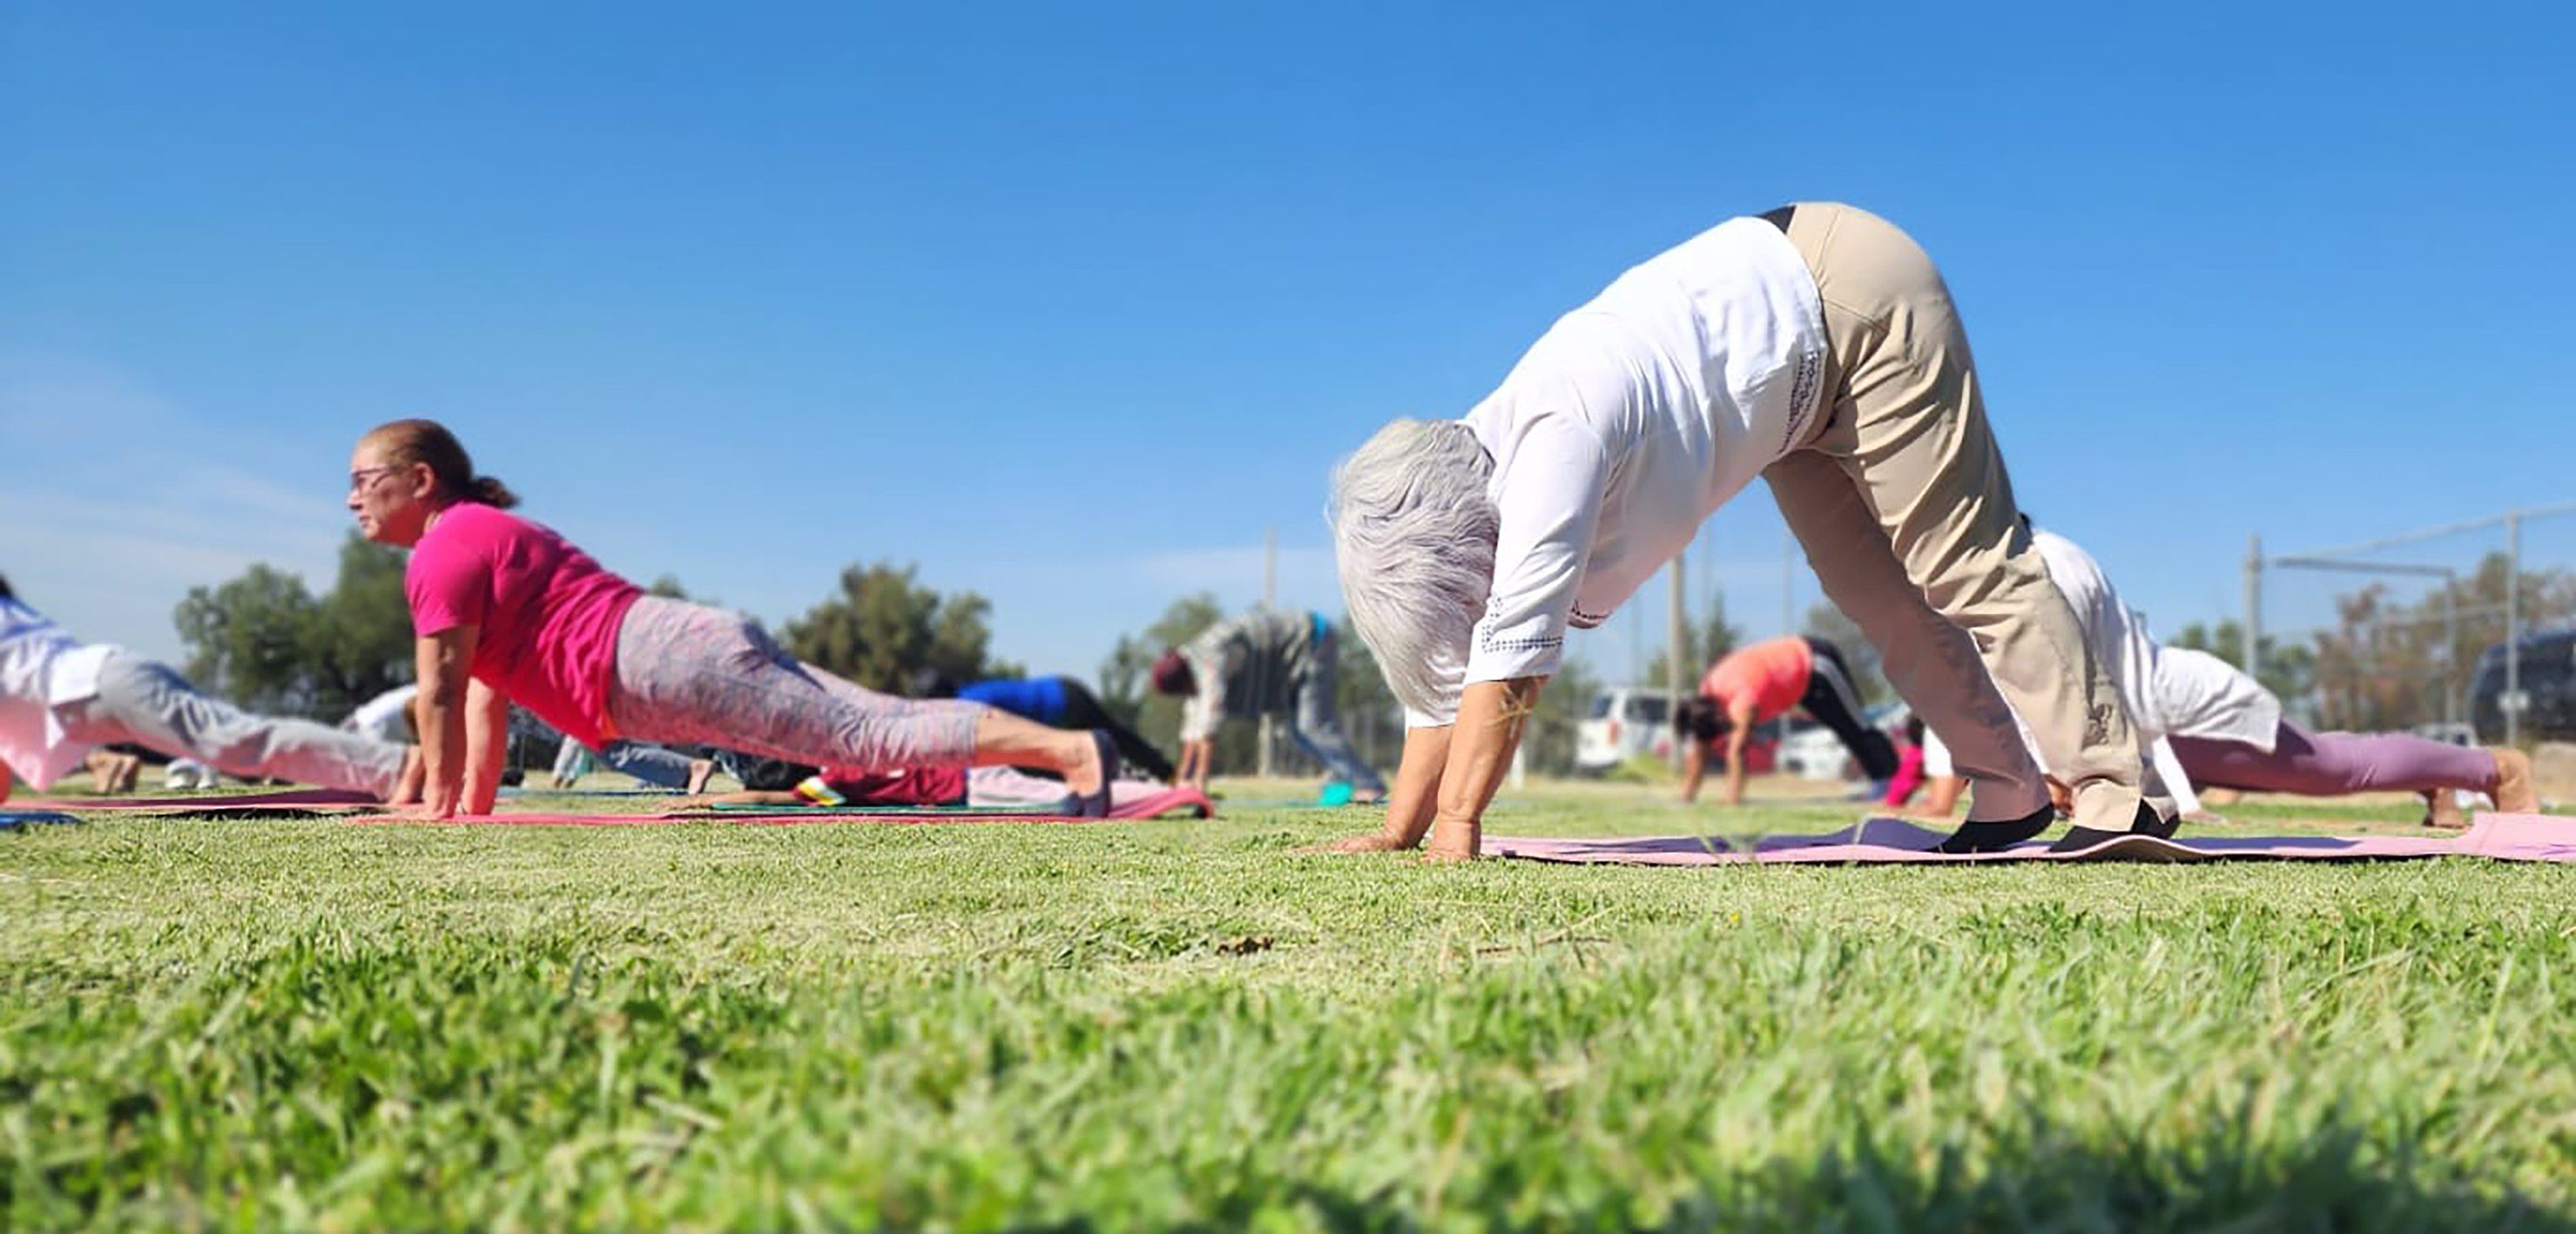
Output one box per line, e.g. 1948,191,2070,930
1676,634,1898,805
347,418,1112,819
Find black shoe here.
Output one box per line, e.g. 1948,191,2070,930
1934,806,2053,853
1074,730,1116,819
2052,802,2177,853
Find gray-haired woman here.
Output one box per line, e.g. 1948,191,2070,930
1325,203,2174,860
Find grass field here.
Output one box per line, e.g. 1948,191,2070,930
4,778,2573,1231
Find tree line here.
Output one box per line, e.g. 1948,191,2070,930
168,540,2571,777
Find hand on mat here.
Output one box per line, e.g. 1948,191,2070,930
1424,813,1480,862
1297,833,1413,854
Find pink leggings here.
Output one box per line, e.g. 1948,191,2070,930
2167,721,2496,798
605,597,983,772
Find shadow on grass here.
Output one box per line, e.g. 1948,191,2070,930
1015,1128,2575,1233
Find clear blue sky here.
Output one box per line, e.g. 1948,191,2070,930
6,1,2571,687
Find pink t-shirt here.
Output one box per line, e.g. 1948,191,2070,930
1700,635,1814,725
404,502,642,748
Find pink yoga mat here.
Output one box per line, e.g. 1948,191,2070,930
344,786,1219,827
1487,813,2576,866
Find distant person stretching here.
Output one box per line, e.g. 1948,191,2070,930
0,573,417,799
1150,608,1386,801
1676,634,1898,805
345,418,1113,819
919,673,1177,783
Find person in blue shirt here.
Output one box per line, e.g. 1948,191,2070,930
924,673,1177,784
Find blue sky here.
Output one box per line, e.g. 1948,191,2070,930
5,1,2570,687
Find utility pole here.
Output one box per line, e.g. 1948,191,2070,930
1669,550,1687,771
2505,510,2522,745
1258,526,1277,778
1782,526,1796,636
2243,534,2262,684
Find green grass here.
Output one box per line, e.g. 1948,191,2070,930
3,781,2573,1231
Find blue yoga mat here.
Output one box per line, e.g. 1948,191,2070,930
1,810,83,831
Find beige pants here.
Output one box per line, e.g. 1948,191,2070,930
1765,202,2162,830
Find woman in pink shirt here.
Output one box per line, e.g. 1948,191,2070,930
1676,634,1898,806
346,419,1111,819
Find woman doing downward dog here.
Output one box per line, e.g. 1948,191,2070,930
347,419,1111,819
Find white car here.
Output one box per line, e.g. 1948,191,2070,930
1775,701,1911,782
1575,686,1677,772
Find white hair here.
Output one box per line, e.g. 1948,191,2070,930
1327,419,1499,718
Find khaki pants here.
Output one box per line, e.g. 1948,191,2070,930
1765,203,2162,829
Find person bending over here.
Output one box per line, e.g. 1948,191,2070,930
1907,523,2537,827
1150,607,1386,802
1319,203,2167,860
1676,634,1898,806
680,763,1172,813
346,418,1113,819
0,573,418,799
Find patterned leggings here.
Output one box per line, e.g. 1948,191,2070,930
2168,721,2497,797
605,597,983,772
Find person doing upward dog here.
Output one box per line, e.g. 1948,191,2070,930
345,418,1115,819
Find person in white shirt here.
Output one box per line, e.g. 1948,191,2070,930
0,574,418,799
1321,203,2159,860
1906,526,2536,826
341,683,420,743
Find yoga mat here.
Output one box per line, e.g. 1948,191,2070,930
1,810,83,831
347,786,1218,827
23,787,380,811
1487,813,2576,866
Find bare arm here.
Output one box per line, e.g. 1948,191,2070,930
1305,725,1451,853
1425,676,1547,861
1722,698,1756,806
412,626,481,818
669,788,803,808
1679,739,1708,803
462,677,509,815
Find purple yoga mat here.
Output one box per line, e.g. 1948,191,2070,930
1487,813,2576,866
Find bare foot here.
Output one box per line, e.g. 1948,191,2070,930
1063,732,1106,799
2488,748,2539,814
387,747,427,806
684,759,717,796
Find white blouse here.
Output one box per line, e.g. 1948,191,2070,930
0,597,117,790
1406,216,1827,727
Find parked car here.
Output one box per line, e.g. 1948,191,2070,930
1775,701,1912,781
1576,685,1779,774
1576,686,1675,772
2470,627,2576,742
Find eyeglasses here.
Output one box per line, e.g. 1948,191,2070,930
348,465,400,494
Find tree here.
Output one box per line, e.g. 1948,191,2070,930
1798,603,1890,705
2275,551,2576,732
174,564,322,715
2170,617,2316,711
172,532,418,718
780,561,1020,693
1642,593,1746,689
307,536,416,713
